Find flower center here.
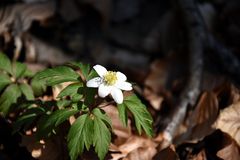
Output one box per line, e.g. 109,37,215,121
103,71,117,85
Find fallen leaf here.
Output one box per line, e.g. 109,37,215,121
144,59,169,94
118,136,156,154
214,82,240,109
204,130,240,160
177,130,240,160
143,88,164,110
190,92,218,125
217,140,240,160
214,101,240,145
111,136,157,160
188,91,219,140
153,146,178,160
191,149,207,160
124,146,157,160
143,59,170,110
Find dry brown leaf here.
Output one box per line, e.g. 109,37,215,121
177,130,240,160
111,136,157,160
153,147,178,160
144,59,169,94
190,92,218,126
229,84,240,104
174,92,219,143
143,88,164,110
118,136,157,154
204,130,240,160
214,83,240,108
214,101,240,145
217,140,240,160
144,54,188,110
111,152,127,160
206,130,240,160
124,147,157,160
143,59,169,110
188,91,219,139
191,150,207,160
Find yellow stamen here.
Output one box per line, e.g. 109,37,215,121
103,71,117,85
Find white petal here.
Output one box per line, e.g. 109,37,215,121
98,84,112,98
86,77,102,88
111,87,123,104
116,72,127,82
93,65,107,77
116,81,132,91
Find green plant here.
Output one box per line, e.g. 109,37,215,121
0,53,153,160
0,53,36,115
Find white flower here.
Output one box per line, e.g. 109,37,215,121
86,64,132,104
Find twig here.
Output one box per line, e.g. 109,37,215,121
163,0,204,142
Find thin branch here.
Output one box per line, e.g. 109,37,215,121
163,0,204,142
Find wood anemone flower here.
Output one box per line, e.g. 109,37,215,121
86,65,132,104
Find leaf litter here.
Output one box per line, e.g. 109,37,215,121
13,55,240,160
1,0,240,159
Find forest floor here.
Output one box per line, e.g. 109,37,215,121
1,0,240,159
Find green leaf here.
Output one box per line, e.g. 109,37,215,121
19,83,34,100
87,69,98,81
68,114,94,160
12,62,27,78
92,108,112,160
38,108,78,137
23,68,34,77
71,101,86,111
13,107,45,133
57,83,83,98
31,77,46,96
51,109,78,127
0,73,11,92
117,103,128,127
57,99,72,108
34,66,80,86
93,108,112,128
13,113,37,132
84,88,96,106
70,62,90,80
0,53,12,75
0,84,22,115
119,94,153,137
